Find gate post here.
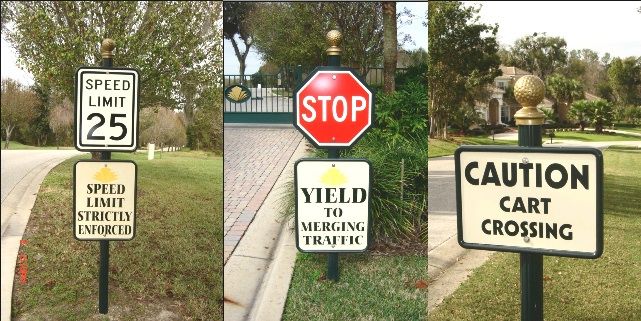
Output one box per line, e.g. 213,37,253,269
513,75,546,321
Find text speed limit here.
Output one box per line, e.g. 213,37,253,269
75,67,139,151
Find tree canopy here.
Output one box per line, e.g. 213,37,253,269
248,2,385,75
501,33,568,81
427,1,501,139
3,1,221,111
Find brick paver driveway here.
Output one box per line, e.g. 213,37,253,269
223,126,302,262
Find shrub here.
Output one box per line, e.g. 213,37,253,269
570,99,614,133
302,131,427,244
375,81,428,143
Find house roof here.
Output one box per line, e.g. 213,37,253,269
498,65,531,78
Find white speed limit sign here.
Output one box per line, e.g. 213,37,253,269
75,67,139,151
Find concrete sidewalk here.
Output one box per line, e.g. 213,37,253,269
427,155,494,312
224,135,309,321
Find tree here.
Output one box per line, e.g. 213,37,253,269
223,2,255,82
188,86,222,153
427,1,501,139
382,2,397,94
1,79,39,149
249,2,385,75
568,100,589,130
546,73,584,122
607,57,641,106
140,106,187,155
3,2,220,110
49,97,73,149
570,99,614,133
503,33,568,81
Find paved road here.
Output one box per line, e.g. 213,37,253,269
223,126,303,262
427,156,457,252
1,149,83,321
1,149,83,213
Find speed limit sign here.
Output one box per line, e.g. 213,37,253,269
75,67,139,151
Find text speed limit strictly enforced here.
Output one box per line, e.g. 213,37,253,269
75,67,139,151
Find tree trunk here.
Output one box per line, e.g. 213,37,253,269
382,2,397,94
4,125,14,149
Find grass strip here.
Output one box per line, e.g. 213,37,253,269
12,151,223,320
429,147,641,321
428,137,516,158
282,252,427,320
552,130,640,141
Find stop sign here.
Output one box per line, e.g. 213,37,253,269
294,68,374,147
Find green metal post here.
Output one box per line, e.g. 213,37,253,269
98,39,114,315
518,125,543,321
513,75,546,321
325,30,342,282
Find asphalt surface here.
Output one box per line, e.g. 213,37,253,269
1,150,83,204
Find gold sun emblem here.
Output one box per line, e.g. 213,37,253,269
94,166,118,183
320,165,347,186
227,86,249,102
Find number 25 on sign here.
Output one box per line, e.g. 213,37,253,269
75,67,139,151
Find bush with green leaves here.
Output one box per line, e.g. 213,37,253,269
570,99,614,133
292,131,427,244
614,105,641,125
375,81,428,143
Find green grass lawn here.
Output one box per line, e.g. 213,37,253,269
553,130,640,141
12,151,223,320
1,140,74,150
613,123,641,135
429,147,641,321
428,136,516,158
282,253,427,320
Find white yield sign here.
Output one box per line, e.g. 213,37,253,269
295,159,371,252
455,146,603,258
74,160,137,240
75,67,139,151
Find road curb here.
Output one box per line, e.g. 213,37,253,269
1,154,79,321
223,138,308,321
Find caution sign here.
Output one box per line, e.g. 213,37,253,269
295,159,371,252
74,160,136,240
455,146,603,258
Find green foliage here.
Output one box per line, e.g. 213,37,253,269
570,99,614,133
1,79,40,149
614,105,641,125
607,56,641,105
395,62,427,89
427,1,501,139
546,73,585,122
343,131,427,243
249,2,384,75
187,86,223,153
4,1,221,111
502,33,568,81
375,81,428,142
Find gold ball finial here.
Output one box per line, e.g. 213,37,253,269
326,30,342,56
101,39,116,59
513,75,546,125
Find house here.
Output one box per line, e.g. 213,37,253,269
476,66,553,125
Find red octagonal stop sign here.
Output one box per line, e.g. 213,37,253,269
294,68,374,147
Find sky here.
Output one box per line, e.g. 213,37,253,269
3,2,639,85
1,35,34,86
223,2,428,75
466,1,641,58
